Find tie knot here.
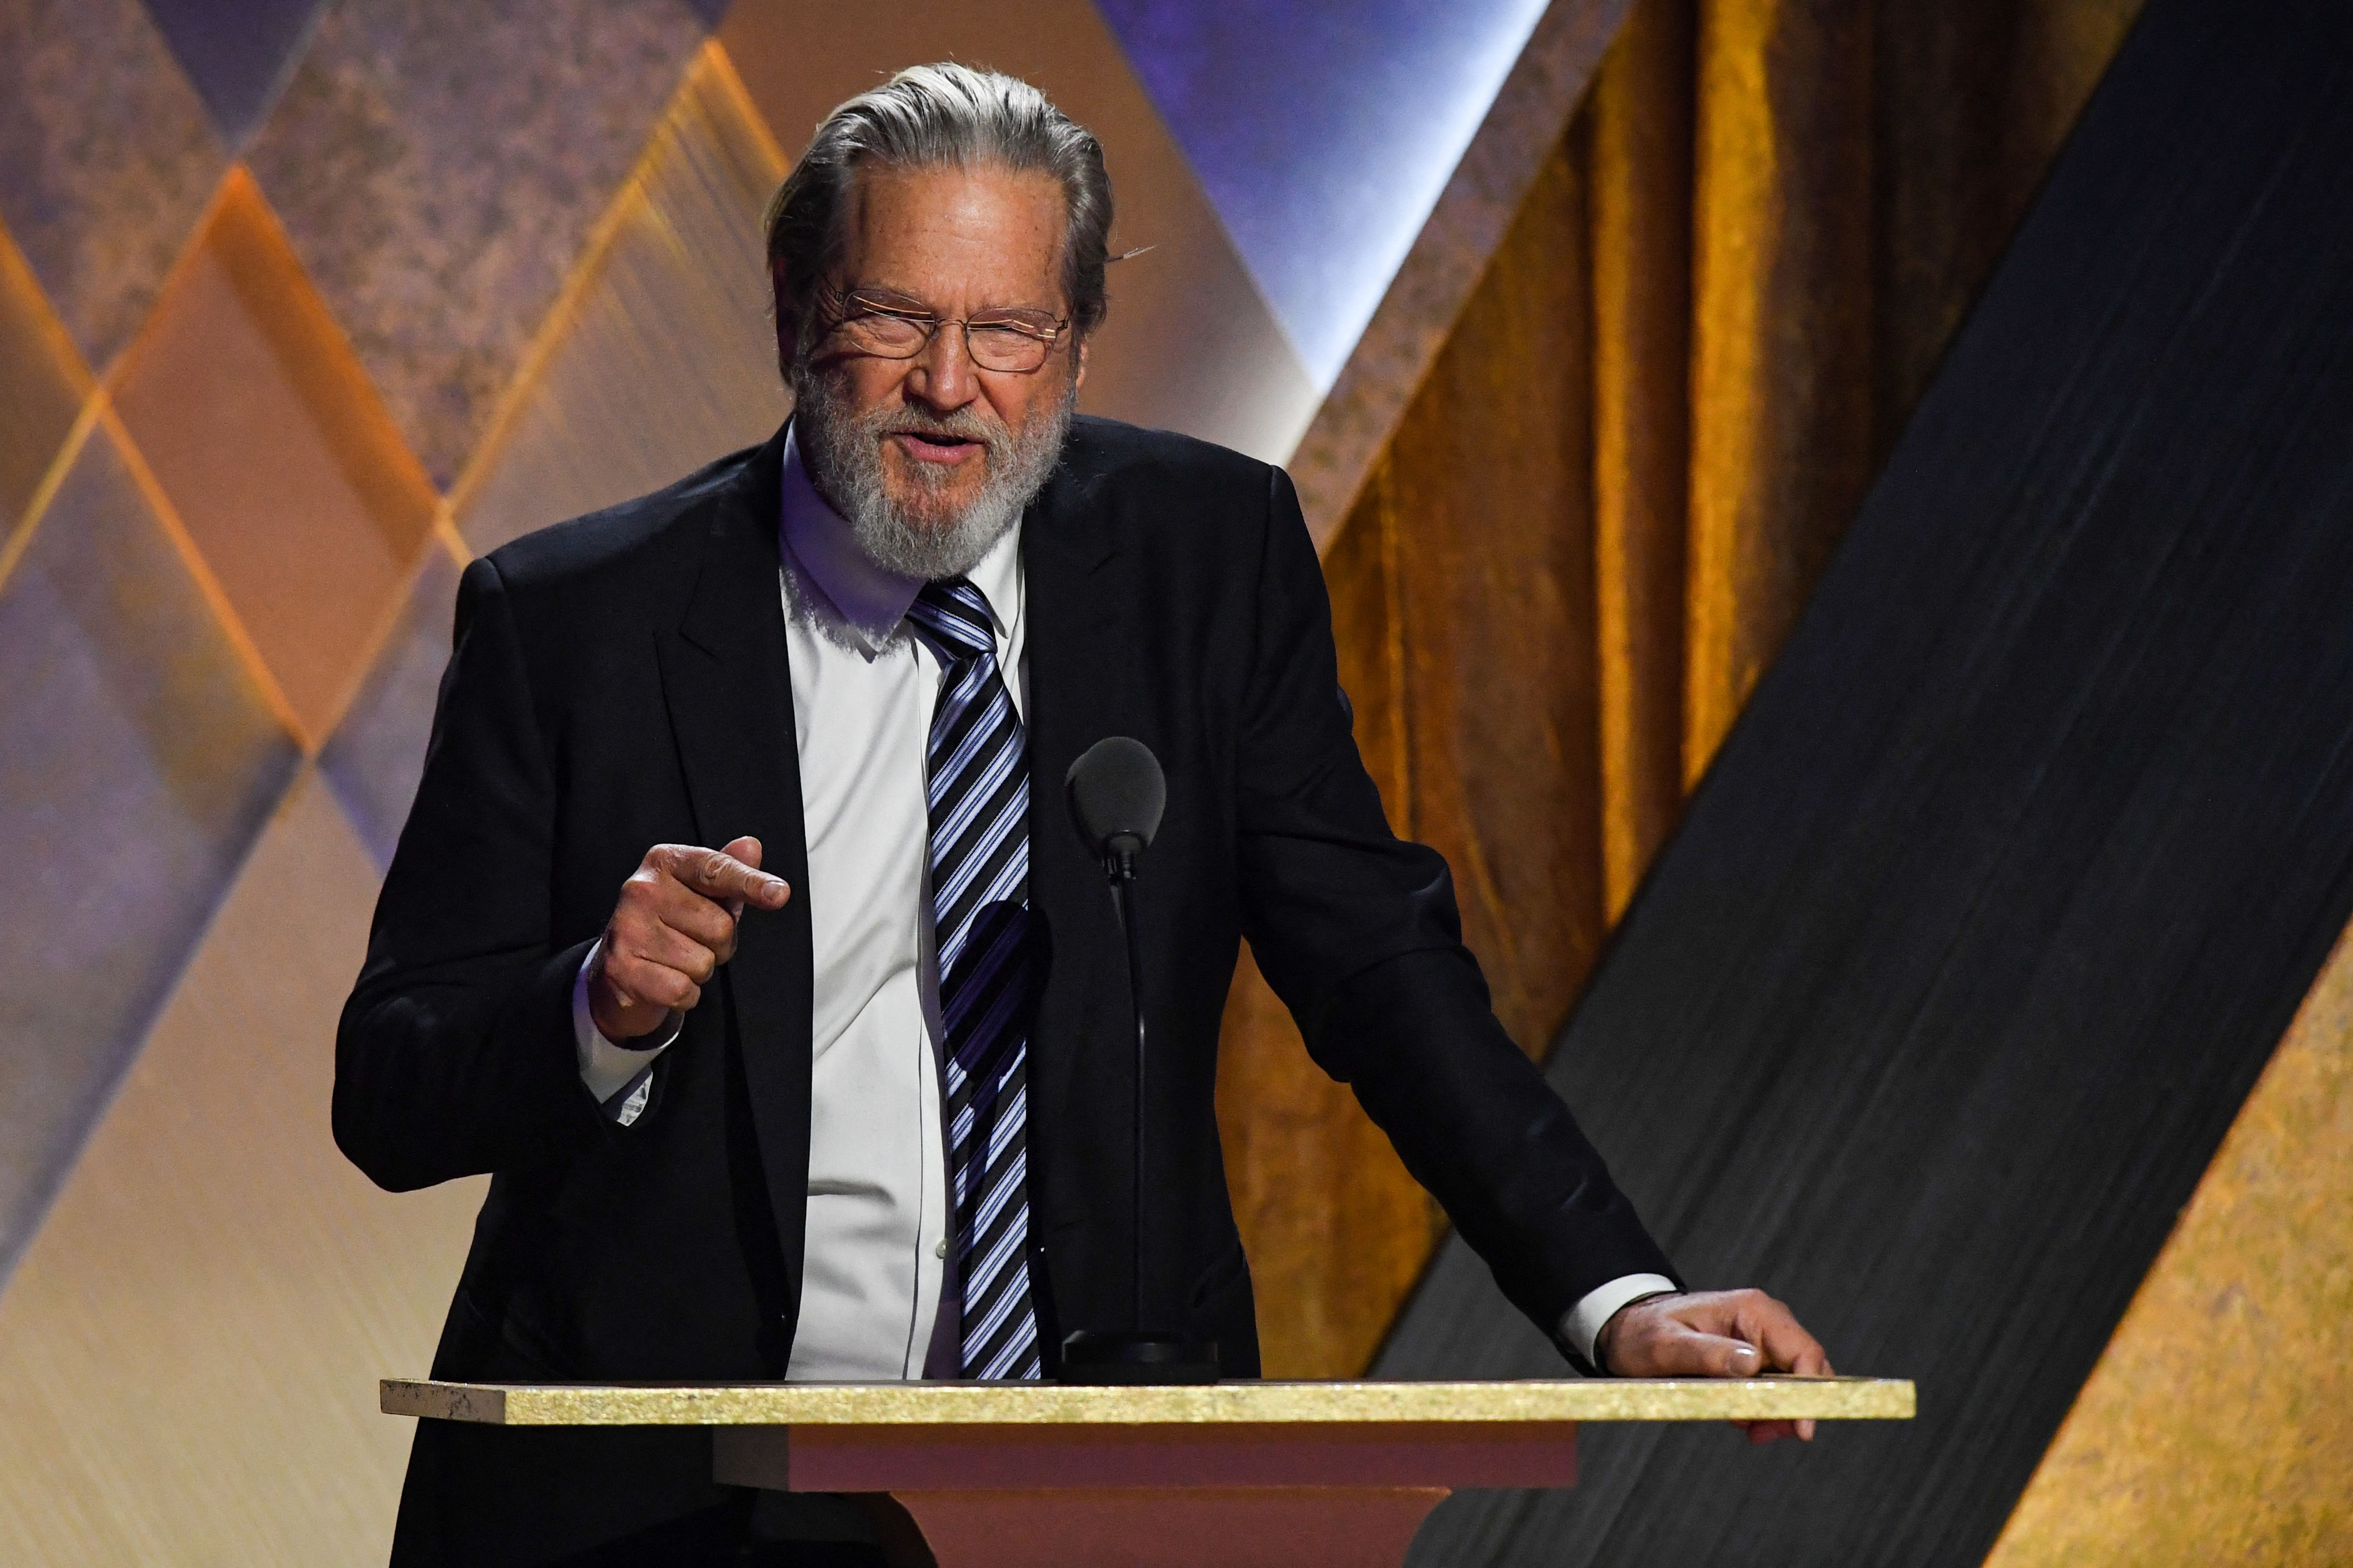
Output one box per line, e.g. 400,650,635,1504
907,577,996,662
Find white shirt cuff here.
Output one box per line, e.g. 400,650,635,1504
572,941,682,1125
1560,1274,1680,1370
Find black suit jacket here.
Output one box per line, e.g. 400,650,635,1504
338,418,1674,1563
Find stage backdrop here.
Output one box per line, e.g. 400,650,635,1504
0,1,1606,1555
2,0,2345,1563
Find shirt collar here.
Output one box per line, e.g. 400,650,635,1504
779,422,1023,657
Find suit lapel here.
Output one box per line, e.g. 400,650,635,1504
655,428,814,1330
1022,454,1135,1204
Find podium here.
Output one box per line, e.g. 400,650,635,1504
385,1375,1910,1566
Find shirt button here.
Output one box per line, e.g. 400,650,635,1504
935,1239,949,1259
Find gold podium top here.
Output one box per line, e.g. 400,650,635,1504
382,1375,1912,1427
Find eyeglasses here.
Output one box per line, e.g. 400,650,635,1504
828,288,1069,374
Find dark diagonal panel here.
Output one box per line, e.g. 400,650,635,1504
1381,3,2353,1564
139,0,323,145
244,0,712,487
0,0,226,367
0,419,300,1286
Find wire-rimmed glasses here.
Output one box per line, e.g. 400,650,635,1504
828,287,1070,374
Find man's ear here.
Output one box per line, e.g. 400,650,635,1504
1072,333,1088,394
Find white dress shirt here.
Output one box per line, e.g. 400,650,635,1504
571,428,1671,1373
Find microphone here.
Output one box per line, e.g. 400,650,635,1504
1066,736,1166,872
1055,738,1220,1385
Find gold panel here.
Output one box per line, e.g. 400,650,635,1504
382,1375,1915,1428
1217,128,1605,1382
1683,0,1876,786
717,0,1317,464
1984,918,2353,1566
452,42,791,554
1215,945,1442,1382
1376,134,1603,1059
1588,0,1692,921
1681,0,2149,784
0,775,487,1565
110,169,438,744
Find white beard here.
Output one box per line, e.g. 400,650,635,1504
793,369,1075,581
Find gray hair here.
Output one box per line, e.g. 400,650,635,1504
764,63,1113,366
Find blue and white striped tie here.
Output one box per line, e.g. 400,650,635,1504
907,577,1044,1381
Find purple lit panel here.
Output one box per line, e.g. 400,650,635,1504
1094,0,1550,387
0,423,298,1283
138,0,325,144
319,547,461,872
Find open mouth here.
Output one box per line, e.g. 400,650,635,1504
889,429,985,464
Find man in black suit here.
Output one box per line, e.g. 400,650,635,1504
339,62,1827,1566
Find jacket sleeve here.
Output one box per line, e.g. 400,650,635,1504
1232,468,1680,1359
334,556,606,1191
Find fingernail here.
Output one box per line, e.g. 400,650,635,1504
1730,1344,1760,1373
1800,1419,1816,1441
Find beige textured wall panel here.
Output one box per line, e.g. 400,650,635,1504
244,0,712,486
1984,917,2353,1567
719,0,1317,465
0,774,484,1565
454,44,791,554
0,0,227,367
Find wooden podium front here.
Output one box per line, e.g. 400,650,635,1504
384,1376,1913,1567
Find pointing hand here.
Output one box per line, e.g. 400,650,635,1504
587,837,790,1041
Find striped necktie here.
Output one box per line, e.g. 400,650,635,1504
906,577,1044,1381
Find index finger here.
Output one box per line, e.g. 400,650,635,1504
664,845,789,908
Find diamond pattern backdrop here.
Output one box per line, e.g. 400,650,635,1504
0,2,1559,1554
4,3,2343,1564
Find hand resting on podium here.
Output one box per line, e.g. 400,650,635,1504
1598,1287,1834,1444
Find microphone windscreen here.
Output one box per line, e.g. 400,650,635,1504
1066,736,1167,854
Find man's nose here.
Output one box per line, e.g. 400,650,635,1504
906,321,979,410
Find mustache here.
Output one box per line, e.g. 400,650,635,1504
884,411,997,440
852,399,1012,456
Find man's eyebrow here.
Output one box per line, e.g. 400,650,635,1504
845,281,1063,316
842,283,931,308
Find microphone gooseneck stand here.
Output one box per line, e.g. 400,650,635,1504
1056,737,1221,1385
1110,841,1149,1334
